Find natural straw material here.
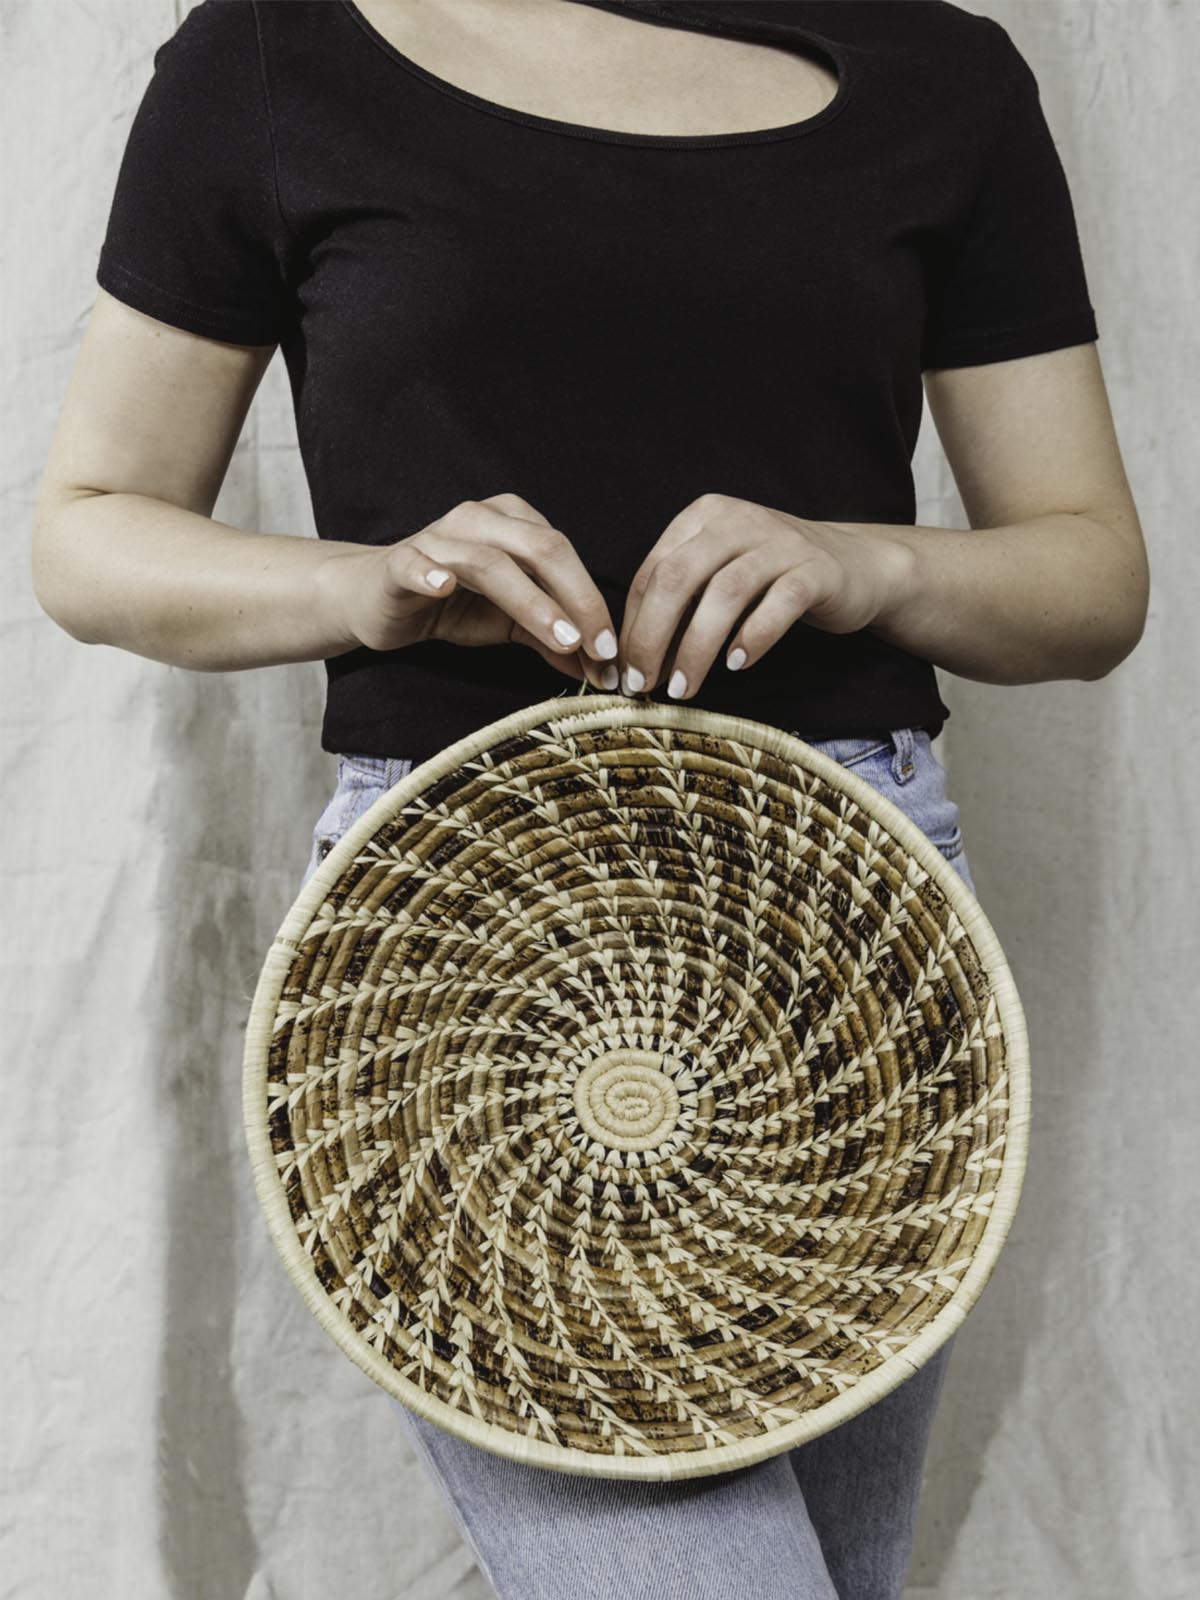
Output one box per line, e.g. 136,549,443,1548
243,687,1030,1481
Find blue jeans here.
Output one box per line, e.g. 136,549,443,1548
300,726,975,1600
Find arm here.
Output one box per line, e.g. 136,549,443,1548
858,341,1148,684
31,290,361,671
42,3,619,679
31,291,617,679
615,342,1149,699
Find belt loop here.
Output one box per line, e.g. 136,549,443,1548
890,727,916,784
385,756,414,788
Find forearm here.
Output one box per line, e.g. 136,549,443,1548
855,512,1148,684
32,490,369,671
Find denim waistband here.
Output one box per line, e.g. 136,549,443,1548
336,727,931,791
801,726,925,780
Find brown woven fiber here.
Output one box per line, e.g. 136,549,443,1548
242,685,1030,1481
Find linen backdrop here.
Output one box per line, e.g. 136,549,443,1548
3,2,1197,1596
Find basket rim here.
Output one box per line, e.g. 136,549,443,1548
242,692,1031,1481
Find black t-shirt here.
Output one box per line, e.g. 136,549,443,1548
95,0,1099,763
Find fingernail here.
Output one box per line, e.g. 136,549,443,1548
553,618,581,646
668,669,687,699
426,568,451,589
594,629,618,659
600,663,619,690
622,666,645,695
727,647,747,671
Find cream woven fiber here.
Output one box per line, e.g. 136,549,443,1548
242,686,1030,1481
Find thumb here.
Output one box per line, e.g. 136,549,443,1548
510,620,591,684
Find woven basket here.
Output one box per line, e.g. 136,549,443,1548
243,685,1030,1481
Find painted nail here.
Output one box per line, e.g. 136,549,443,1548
668,669,687,699
553,618,581,646
600,663,619,690
622,665,645,695
594,629,618,660
727,646,747,671
426,568,451,589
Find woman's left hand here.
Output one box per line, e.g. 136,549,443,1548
616,493,915,699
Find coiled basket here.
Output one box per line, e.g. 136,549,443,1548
242,686,1030,1481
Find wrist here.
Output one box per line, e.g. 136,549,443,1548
311,545,370,656
869,529,923,639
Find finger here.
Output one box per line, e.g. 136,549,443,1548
474,499,610,687
658,550,784,700
507,626,594,685
618,500,713,674
619,522,745,693
551,641,617,690
382,538,460,607
438,499,619,666
477,492,553,524
726,559,835,670
408,530,592,660
535,641,618,693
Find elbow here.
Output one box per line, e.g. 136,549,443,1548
30,507,104,645
35,598,103,647
1075,512,1151,682
1077,567,1151,682
31,573,99,645
1077,617,1145,682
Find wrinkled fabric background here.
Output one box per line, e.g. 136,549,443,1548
3,2,1197,1596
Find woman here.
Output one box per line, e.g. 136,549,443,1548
32,1,1146,1596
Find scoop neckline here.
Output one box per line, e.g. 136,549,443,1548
337,0,853,150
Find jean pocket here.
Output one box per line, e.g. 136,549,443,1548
836,736,966,861
303,773,390,889
338,751,394,782
806,734,892,772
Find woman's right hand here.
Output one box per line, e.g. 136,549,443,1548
315,494,620,687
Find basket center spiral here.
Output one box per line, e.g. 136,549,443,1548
572,1049,686,1152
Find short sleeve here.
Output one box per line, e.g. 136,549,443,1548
95,0,294,347
919,24,1099,372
